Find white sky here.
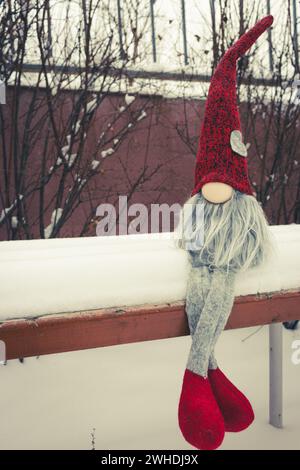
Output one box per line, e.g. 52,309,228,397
6,0,297,98
22,0,293,73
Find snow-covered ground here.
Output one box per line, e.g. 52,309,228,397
0,323,299,450
1,224,300,321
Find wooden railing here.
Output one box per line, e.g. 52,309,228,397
1,289,299,361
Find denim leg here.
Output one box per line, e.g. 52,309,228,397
185,269,235,377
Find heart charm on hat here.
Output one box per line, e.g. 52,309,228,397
230,130,248,157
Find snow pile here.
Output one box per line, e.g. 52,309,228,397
1,325,300,449
0,225,299,321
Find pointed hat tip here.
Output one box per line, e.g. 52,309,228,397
224,14,274,61
262,14,274,28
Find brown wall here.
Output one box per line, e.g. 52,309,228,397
0,86,298,240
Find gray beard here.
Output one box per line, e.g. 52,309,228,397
175,190,273,273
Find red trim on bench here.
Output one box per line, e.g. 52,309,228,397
1,290,300,360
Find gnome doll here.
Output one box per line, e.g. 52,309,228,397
176,16,274,450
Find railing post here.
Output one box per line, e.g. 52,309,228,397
269,323,283,428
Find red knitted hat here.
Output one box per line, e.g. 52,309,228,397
192,15,274,197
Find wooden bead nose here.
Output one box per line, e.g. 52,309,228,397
202,182,233,204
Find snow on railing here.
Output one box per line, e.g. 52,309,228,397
0,224,300,322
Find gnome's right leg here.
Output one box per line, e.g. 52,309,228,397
186,268,235,377
182,266,254,440
178,267,234,450
186,266,235,372
185,264,222,371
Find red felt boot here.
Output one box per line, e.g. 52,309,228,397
178,368,225,450
208,368,254,432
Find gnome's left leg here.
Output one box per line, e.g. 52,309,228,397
205,275,255,433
